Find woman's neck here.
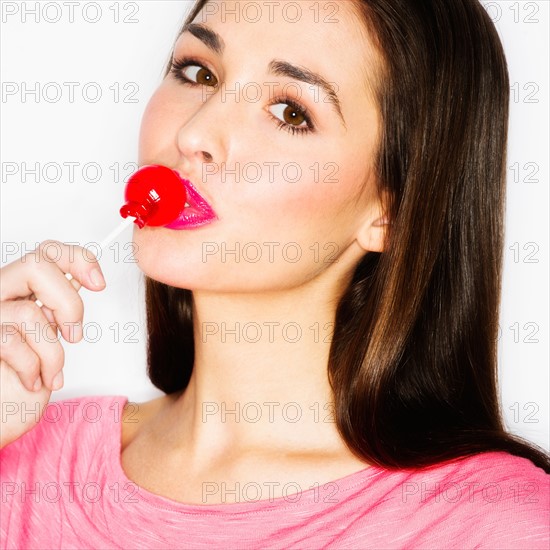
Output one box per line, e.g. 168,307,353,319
165,274,355,468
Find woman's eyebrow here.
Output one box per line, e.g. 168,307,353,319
181,23,346,127
183,23,225,55
269,60,345,127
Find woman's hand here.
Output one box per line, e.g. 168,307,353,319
0,241,106,449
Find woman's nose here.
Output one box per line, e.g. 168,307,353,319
175,91,229,171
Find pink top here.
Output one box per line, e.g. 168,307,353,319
1,395,549,549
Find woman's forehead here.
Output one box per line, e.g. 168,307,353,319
181,0,381,102
189,0,371,56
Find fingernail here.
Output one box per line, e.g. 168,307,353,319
89,268,105,287
52,371,64,391
33,377,42,392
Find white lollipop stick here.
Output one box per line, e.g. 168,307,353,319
97,217,136,250
34,217,136,308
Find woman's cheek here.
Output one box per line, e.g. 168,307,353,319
138,85,188,164
138,92,165,162
131,170,363,289
130,210,342,292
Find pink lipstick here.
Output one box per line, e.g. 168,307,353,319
165,176,218,230
119,165,218,230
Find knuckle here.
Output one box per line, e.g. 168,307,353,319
38,240,63,262
13,300,40,323
23,353,41,379
76,245,97,266
25,255,47,278
37,239,60,251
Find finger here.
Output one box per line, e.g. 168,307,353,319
0,301,65,391
3,243,91,342
30,277,81,326
0,240,106,302
39,305,58,326
19,260,85,343
0,324,42,392
31,275,82,301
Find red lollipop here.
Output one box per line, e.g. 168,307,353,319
35,165,186,310
119,165,187,228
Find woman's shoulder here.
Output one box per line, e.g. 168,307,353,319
0,391,177,458
36,393,130,440
444,448,548,472
443,449,549,487
405,450,549,505
0,394,129,473
395,451,549,548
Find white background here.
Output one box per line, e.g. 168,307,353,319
1,1,548,451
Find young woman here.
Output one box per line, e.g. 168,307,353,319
1,0,549,548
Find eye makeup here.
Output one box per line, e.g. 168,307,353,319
169,56,316,135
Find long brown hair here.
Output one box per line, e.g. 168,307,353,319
145,0,550,472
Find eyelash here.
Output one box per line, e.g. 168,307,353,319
268,96,314,136
170,56,210,86
169,56,315,136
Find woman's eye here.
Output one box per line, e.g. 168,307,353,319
269,103,308,128
183,65,218,86
171,59,218,87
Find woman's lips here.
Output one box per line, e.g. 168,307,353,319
165,176,218,230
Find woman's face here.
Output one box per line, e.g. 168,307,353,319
134,0,383,291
